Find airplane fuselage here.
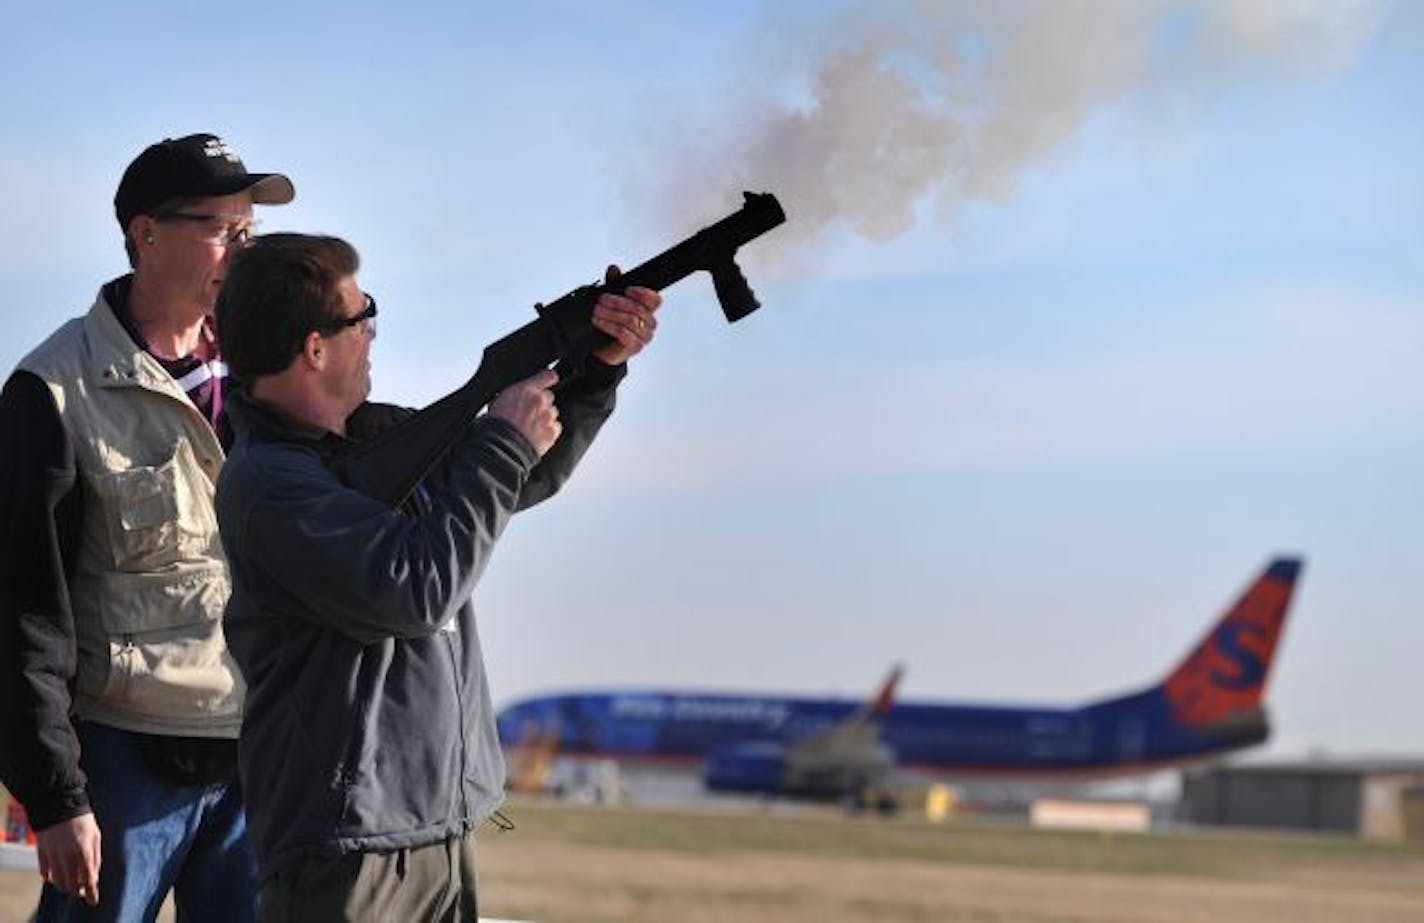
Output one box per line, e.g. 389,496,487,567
497,687,1267,776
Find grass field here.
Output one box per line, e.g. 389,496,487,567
4,799,1423,921
477,800,1424,922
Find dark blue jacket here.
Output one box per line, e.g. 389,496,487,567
217,364,622,881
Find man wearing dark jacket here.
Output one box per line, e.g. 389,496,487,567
212,233,659,921
0,133,292,921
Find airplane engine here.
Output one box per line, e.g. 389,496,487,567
701,742,787,794
702,738,897,809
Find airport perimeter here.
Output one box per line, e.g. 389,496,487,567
6,799,1420,922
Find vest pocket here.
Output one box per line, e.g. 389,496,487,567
72,566,240,727
95,619,244,725
90,438,217,571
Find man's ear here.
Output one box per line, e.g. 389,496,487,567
300,330,326,369
129,215,158,246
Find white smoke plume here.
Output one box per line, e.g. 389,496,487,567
640,0,1387,251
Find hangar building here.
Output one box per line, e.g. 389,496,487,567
1180,758,1424,843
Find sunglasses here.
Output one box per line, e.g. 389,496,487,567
317,294,378,337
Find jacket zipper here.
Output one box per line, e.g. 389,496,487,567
444,631,471,824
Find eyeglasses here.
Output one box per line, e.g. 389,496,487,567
155,211,260,247
317,294,378,338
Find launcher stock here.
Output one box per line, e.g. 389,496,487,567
332,191,786,506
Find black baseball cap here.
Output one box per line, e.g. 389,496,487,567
114,133,295,229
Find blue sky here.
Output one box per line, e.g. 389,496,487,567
2,1,1420,760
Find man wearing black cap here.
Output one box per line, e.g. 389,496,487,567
0,133,293,921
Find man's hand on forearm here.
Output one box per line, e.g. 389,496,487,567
591,265,662,366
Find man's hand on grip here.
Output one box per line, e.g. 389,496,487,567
488,368,562,456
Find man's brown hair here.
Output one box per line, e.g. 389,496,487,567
216,233,360,380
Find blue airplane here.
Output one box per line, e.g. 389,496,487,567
497,558,1303,807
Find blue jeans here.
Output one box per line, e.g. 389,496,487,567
36,722,257,923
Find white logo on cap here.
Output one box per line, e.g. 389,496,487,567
203,138,240,163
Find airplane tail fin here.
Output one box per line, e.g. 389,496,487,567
865,663,899,720
1161,557,1303,728
858,664,903,721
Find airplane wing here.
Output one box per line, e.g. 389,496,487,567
780,665,903,797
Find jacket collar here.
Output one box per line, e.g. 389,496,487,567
83,276,183,396
226,388,342,448
227,385,409,449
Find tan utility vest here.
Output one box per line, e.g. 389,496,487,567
19,291,243,737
